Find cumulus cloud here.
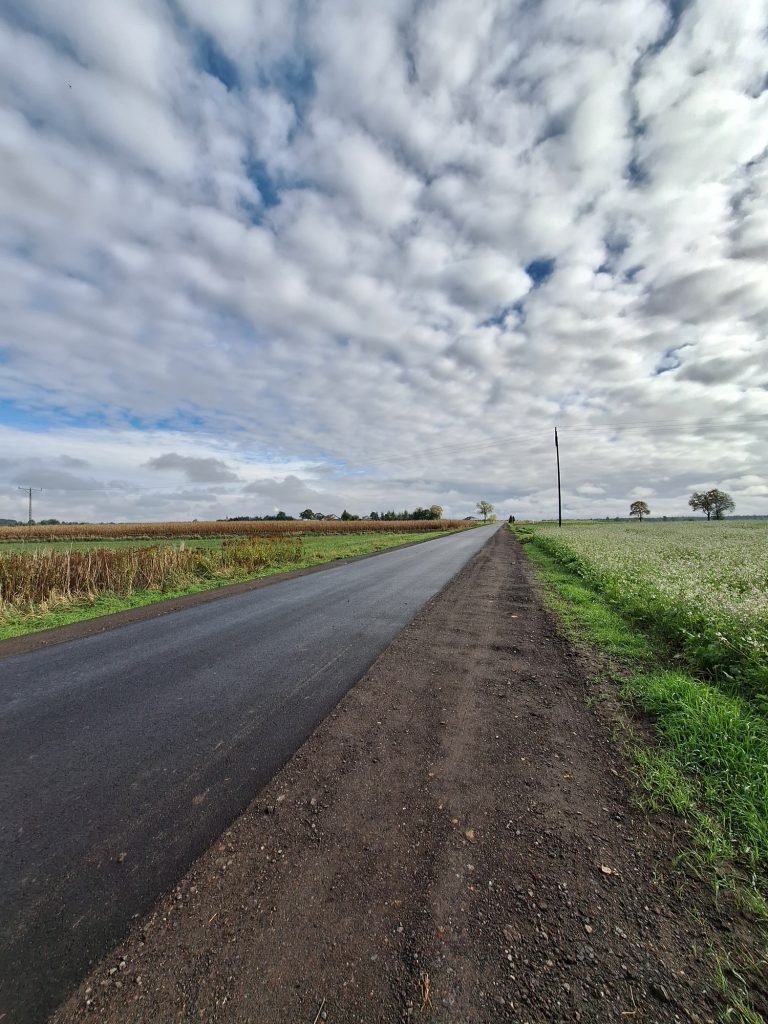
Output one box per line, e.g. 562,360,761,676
145,453,240,483
0,0,766,523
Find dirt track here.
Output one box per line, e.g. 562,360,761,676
52,527,753,1023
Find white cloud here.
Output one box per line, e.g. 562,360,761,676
0,0,766,524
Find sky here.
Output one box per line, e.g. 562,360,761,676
1,0,767,523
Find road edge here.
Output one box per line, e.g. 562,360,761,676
0,527,492,660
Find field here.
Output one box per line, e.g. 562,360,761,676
0,518,469,543
518,520,768,904
525,521,768,707
0,527,464,641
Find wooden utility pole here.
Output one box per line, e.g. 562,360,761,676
18,486,42,526
554,428,562,527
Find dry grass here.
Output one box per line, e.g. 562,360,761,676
0,519,469,543
0,537,303,611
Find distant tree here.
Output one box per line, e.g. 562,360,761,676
412,506,443,520
476,500,494,522
508,515,515,524
688,491,707,518
299,509,315,520
273,510,289,520
369,511,379,520
340,509,360,521
709,489,735,520
629,500,650,521
689,489,735,520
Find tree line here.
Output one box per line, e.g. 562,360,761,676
220,505,446,523
307,505,445,521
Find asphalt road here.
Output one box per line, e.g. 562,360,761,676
0,525,495,1023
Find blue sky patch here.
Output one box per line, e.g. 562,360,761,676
480,301,525,328
525,258,555,287
263,54,317,123
0,398,110,432
245,158,282,209
627,154,648,186
654,347,685,375
196,32,240,91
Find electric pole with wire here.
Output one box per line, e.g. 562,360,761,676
554,428,562,527
18,486,42,526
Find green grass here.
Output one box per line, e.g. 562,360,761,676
523,540,653,662
517,526,768,1020
516,527,768,902
522,520,768,708
0,531,450,641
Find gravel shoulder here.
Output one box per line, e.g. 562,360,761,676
51,527,750,1023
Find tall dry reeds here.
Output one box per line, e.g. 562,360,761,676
0,537,303,612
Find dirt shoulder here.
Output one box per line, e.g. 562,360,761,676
52,527,741,1023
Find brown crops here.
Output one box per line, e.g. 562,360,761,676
0,519,469,543
0,537,303,611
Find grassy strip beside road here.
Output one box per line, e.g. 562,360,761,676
528,520,768,708
515,527,768,915
0,531,451,642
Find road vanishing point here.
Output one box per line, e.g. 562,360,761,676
0,525,496,1023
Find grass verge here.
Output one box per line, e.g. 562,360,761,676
516,528,768,1019
518,532,767,893
0,531,452,642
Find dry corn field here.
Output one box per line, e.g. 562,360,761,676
0,538,303,612
0,519,470,543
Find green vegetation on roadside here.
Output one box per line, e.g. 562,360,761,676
527,520,768,708
517,525,768,1020
0,531,451,641
515,527,768,905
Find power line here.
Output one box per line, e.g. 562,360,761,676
352,414,768,468
555,427,562,528
18,486,42,526
557,415,768,434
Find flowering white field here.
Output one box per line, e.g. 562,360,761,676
530,521,768,704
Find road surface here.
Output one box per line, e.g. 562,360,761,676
0,526,495,1022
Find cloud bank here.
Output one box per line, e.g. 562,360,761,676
1,0,766,521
